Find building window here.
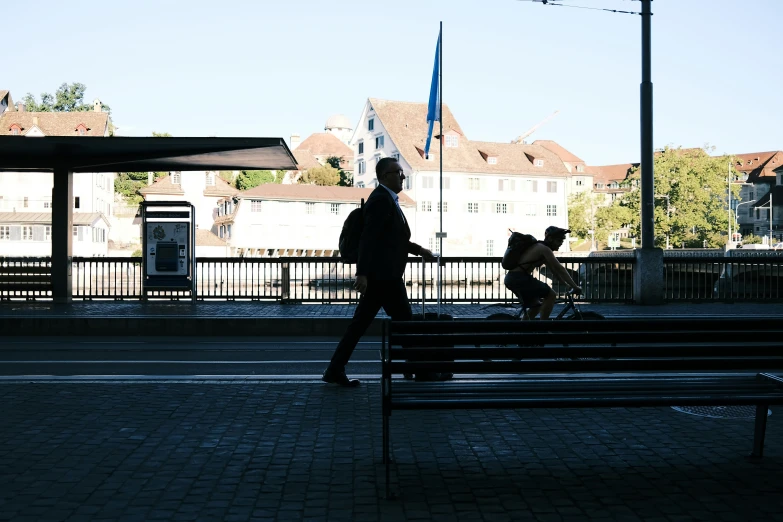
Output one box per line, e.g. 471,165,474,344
392,152,400,161
23,197,28,208
368,118,374,131
495,203,508,214
331,203,340,215
498,179,514,191
445,135,459,148
358,141,364,154
420,201,433,212
358,160,366,175
596,183,605,189
547,181,557,193
468,202,479,214
306,202,315,214
74,197,80,209
206,173,215,186
22,226,33,241
422,176,434,189
251,200,262,212
73,226,78,237
526,180,538,192
375,135,384,149
0,226,9,240
443,177,450,189
576,164,584,172
525,204,537,216
468,177,480,190
486,240,494,256
547,204,558,217
428,237,435,252
437,202,448,212
575,179,583,186
487,157,497,165
357,181,365,188
78,127,86,136
534,159,544,167
404,176,412,191
45,226,51,242
11,127,20,136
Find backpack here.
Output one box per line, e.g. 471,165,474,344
501,231,537,270
338,198,365,264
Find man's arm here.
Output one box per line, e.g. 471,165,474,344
356,196,390,276
407,241,422,256
540,247,580,289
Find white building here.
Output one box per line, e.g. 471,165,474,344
0,212,110,257
350,98,572,255
214,185,415,257
0,98,115,257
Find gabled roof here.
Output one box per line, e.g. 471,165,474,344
588,164,636,186
0,90,12,109
368,98,569,176
204,175,239,197
298,132,353,158
0,111,109,136
238,184,416,207
0,211,109,226
292,149,321,171
732,151,783,181
196,229,226,247
533,140,584,164
139,175,186,196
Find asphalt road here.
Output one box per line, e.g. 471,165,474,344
0,336,382,378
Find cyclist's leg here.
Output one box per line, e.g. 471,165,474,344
538,288,557,319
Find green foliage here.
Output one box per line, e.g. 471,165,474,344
274,170,286,184
609,146,740,248
743,234,763,244
298,164,340,186
218,171,236,184
567,192,596,239
236,170,275,190
152,131,172,137
131,249,143,258
594,204,634,243
21,82,115,134
325,156,353,187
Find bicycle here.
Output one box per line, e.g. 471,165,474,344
480,289,610,358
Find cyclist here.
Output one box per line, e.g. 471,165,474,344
504,226,582,320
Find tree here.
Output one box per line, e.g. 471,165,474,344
236,170,275,190
298,164,340,186
274,170,287,184
22,82,112,114
218,171,236,184
115,132,173,204
567,192,597,240
326,156,353,187
612,146,741,248
594,204,634,243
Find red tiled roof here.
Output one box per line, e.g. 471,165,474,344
0,111,109,136
532,140,584,164
238,184,416,207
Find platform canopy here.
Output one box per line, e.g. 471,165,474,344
0,136,298,172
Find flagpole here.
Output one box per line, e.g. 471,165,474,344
437,20,443,318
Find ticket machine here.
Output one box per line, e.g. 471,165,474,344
141,201,197,300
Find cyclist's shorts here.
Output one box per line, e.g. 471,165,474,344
504,271,551,308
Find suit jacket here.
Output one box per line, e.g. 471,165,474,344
356,185,422,280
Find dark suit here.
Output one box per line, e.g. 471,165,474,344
329,185,422,370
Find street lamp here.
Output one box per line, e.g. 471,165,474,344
734,199,756,247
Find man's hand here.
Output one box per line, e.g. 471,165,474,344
354,275,368,294
420,248,437,262
571,286,583,295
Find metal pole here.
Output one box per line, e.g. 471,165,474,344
770,190,773,246
640,0,654,249
728,162,732,248
437,20,443,317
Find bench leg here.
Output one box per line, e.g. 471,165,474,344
750,404,768,459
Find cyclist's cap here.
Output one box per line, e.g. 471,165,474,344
545,226,571,237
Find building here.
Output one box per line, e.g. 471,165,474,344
533,140,593,197
731,151,783,241
0,95,114,256
349,98,571,255
0,212,110,257
213,185,415,257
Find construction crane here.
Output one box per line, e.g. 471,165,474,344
512,110,560,144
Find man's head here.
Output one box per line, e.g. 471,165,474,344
376,157,405,193
544,226,570,251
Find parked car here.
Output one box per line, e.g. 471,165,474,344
773,242,783,250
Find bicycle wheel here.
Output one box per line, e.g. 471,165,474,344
575,311,606,320
565,310,613,355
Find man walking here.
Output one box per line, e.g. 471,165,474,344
323,158,437,387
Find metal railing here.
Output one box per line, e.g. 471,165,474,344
2,254,781,302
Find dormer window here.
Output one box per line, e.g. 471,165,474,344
576,164,584,172
445,135,459,148
487,157,497,165
534,159,544,167
76,124,87,136
10,124,21,135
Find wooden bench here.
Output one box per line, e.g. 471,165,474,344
0,263,52,299
381,318,783,498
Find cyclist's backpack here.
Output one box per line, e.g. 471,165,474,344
501,231,537,270
338,198,365,264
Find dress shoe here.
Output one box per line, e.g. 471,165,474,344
414,372,454,382
322,367,360,387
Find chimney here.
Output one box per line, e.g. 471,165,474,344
147,172,153,185
94,99,102,112
290,133,300,150
16,102,25,112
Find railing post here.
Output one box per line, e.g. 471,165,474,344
281,262,291,302
421,257,426,316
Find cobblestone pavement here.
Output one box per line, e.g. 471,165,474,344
0,381,780,521
2,300,783,318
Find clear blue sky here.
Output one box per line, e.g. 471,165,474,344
5,0,781,165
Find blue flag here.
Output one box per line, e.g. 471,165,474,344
424,29,441,159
